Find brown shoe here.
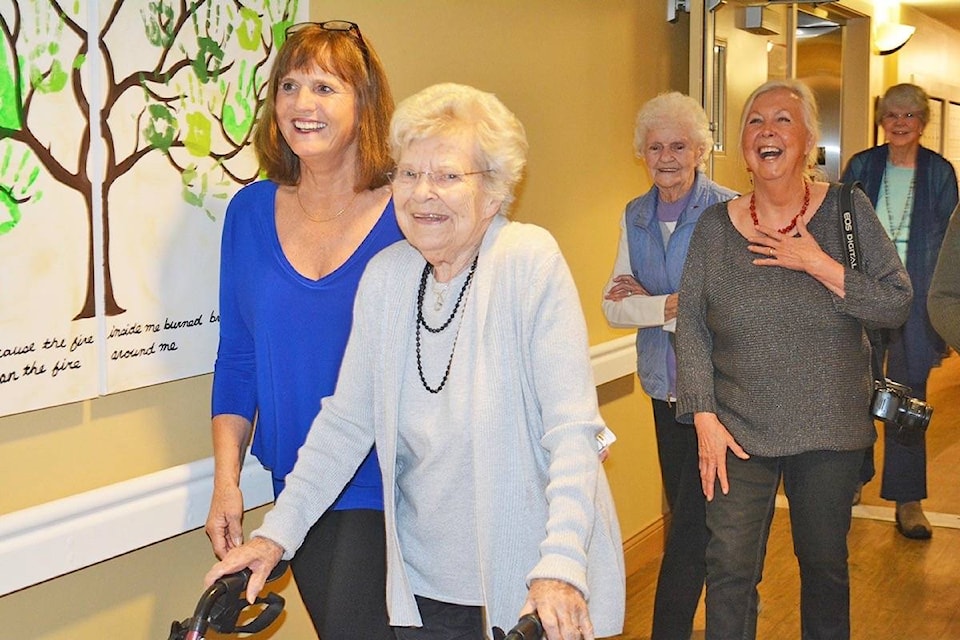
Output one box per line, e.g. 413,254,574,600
896,501,932,539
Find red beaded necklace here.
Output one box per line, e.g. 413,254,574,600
749,181,811,235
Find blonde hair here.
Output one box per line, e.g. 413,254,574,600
739,79,821,177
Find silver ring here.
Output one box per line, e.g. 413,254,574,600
769,248,774,256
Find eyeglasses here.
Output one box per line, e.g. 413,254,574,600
284,21,370,70
881,112,919,123
387,168,493,189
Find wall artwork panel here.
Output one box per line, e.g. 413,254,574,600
0,0,303,416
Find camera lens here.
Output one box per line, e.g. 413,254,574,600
871,388,901,423
900,398,933,431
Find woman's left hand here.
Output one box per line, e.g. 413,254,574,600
748,215,846,296
522,578,594,640
605,274,649,301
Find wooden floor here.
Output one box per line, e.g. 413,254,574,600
609,352,960,640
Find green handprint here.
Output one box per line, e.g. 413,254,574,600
181,162,232,221
144,103,177,151
265,0,300,48
141,0,176,48
185,110,212,157
273,19,294,50
0,142,42,235
1,30,23,133
179,74,213,157
187,0,233,84
235,6,263,52
21,5,70,95
220,59,256,144
0,187,19,235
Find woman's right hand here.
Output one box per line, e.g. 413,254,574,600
694,412,749,501
205,482,245,559
204,536,285,604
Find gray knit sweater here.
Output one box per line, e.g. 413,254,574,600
676,185,913,456
928,205,960,351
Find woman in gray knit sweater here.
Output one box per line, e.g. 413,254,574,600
929,204,960,350
676,79,912,639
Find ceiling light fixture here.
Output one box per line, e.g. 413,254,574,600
874,21,915,55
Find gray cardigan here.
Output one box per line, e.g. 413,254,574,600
676,185,913,455
253,215,625,636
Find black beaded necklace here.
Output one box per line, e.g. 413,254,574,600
415,255,478,393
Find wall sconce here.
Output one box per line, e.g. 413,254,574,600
873,21,915,55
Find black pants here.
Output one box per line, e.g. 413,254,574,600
392,596,484,640
290,509,392,640
650,399,708,640
705,449,861,640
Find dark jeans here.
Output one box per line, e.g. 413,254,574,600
650,399,708,640
859,338,929,502
704,449,863,640
290,509,393,640
392,596,484,640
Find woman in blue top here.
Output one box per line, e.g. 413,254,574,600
841,83,957,540
603,92,736,640
205,21,402,639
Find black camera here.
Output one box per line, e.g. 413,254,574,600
870,378,933,435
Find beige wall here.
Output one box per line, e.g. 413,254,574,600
5,2,960,638
896,7,960,98
0,2,685,638
710,5,783,194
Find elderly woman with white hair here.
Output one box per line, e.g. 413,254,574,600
205,82,626,640
603,92,736,640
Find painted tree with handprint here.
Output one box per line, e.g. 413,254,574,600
0,0,297,319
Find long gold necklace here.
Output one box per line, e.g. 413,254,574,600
296,188,361,223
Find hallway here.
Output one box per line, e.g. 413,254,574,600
613,353,960,640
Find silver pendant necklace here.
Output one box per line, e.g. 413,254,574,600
415,256,478,394
431,278,450,312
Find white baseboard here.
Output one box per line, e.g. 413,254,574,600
0,454,273,596
776,493,960,529
0,335,638,597
589,334,637,386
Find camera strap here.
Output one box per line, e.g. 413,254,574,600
838,181,886,377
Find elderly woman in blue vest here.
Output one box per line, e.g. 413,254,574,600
841,83,958,539
603,92,735,640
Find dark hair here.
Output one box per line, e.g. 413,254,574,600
253,24,394,189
